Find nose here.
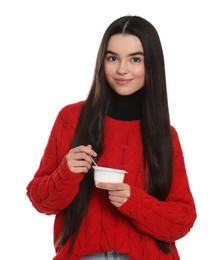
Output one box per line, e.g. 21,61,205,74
116,60,128,74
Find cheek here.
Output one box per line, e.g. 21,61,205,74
135,68,145,86
104,64,113,79
133,67,145,78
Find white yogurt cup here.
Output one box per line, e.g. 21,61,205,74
92,166,127,188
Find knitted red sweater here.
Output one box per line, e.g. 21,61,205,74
26,101,196,260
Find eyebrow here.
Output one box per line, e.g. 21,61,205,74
105,50,144,56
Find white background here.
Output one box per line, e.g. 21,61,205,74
0,0,221,259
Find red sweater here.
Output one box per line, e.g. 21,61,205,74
26,101,196,259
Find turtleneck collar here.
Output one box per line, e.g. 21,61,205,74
107,88,144,121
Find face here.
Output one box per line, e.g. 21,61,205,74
104,34,145,96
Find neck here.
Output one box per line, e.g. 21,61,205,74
107,88,144,121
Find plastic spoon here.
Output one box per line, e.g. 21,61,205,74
88,155,98,167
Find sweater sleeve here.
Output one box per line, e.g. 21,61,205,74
26,106,84,215
118,128,197,242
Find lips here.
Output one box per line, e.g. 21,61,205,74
114,78,132,85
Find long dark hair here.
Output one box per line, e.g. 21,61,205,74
56,15,173,254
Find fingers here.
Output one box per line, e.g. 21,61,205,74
109,188,130,207
97,183,130,207
97,182,126,190
71,145,97,157
66,145,97,174
109,192,128,206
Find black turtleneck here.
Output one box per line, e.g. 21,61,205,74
107,88,144,121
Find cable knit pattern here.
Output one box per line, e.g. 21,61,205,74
26,101,196,260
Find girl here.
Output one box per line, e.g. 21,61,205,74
26,15,196,259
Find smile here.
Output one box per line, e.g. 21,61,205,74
115,78,132,85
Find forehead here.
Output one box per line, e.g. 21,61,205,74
106,34,143,54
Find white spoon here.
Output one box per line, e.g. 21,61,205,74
88,155,98,167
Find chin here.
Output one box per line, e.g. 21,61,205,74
114,89,139,96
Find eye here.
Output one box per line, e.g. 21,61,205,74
131,57,142,63
105,55,118,62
